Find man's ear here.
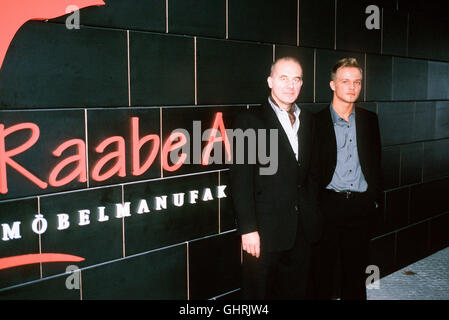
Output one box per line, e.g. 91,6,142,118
267,76,273,89
329,80,335,91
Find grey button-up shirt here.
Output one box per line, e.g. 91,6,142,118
326,105,368,192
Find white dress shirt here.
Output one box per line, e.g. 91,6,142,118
268,97,300,161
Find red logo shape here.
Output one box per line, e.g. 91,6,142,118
0,253,85,270
0,0,106,70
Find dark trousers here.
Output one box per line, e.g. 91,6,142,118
309,190,374,300
240,217,310,300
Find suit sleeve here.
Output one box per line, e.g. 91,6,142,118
229,112,258,235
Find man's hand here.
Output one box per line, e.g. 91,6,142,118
241,231,260,258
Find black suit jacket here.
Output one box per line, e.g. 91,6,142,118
313,106,382,206
229,101,321,252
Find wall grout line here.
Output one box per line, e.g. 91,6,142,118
194,37,197,105
186,241,190,300
297,0,300,46
380,7,384,55
334,0,337,50
37,196,42,279
160,107,164,178
165,0,169,33
121,184,126,258
218,171,221,234
127,30,131,107
84,109,90,188
225,0,229,39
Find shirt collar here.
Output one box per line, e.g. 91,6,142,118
268,96,300,118
329,104,355,124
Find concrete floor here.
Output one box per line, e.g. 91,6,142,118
367,246,449,300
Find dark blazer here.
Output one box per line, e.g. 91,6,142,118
229,101,321,252
313,106,382,205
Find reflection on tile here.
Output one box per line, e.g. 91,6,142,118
228,0,297,45
299,0,335,49
0,274,80,300
0,22,128,108
396,222,429,268
169,0,226,38
130,32,194,106
392,58,428,101
377,102,415,146
189,232,240,299
365,55,392,101
0,199,39,289
196,38,272,105
82,244,187,299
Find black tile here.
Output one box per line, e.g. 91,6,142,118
219,171,237,233
396,221,429,268
161,106,242,177
427,62,449,100
189,232,241,299
87,108,161,187
377,102,415,146
129,32,194,106
381,146,400,189
53,0,166,32
299,0,335,49
410,178,449,223
365,54,392,101
0,110,85,201
275,46,315,103
0,199,39,289
384,188,409,232
123,173,221,255
300,103,329,114
196,38,272,105
414,102,436,142
381,10,408,56
422,140,449,182
357,102,377,114
434,101,449,140
392,57,428,101
82,244,187,299
429,213,449,253
228,0,297,45
369,234,396,278
0,22,128,108
39,186,123,277
169,0,226,38
408,13,449,61
335,0,381,54
0,273,80,300
315,49,365,103
400,143,423,186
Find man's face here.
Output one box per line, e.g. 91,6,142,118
267,60,303,109
330,67,362,104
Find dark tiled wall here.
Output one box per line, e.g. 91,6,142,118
0,0,448,299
